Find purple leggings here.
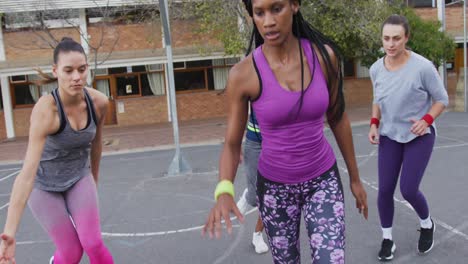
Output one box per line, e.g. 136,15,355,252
28,175,114,264
378,128,435,228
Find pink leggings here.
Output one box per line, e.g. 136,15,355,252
28,175,114,264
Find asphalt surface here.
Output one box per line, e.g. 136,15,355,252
0,112,467,263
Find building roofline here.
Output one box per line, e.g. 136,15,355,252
0,0,187,13
0,51,241,76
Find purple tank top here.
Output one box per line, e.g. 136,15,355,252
251,39,336,184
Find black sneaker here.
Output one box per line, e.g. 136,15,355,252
378,239,396,261
418,219,435,254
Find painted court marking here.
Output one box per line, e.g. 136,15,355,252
101,207,256,238
0,170,20,182
339,143,468,242
0,202,9,211
8,129,468,250
0,167,20,173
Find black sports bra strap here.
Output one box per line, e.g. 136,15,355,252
51,88,67,135
83,88,98,126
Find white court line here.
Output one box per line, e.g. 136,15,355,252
14,139,468,246
339,144,468,242
0,167,20,173
0,170,20,182
0,203,9,211
101,207,257,238
433,142,468,150
392,220,468,264
17,240,50,245
337,142,468,161
213,223,246,264
436,135,467,144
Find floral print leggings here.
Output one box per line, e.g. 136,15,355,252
257,163,345,264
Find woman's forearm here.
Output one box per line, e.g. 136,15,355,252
427,102,446,120
330,112,360,183
90,143,102,183
3,174,35,237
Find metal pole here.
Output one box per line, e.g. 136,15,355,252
464,0,467,112
158,0,191,175
437,0,448,89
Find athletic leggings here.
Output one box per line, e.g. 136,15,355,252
28,174,114,264
378,127,435,228
257,163,345,264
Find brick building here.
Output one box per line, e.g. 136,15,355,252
0,0,242,140
0,0,464,140
412,0,466,76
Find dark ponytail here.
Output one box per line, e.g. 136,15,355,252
242,0,345,124
53,37,86,64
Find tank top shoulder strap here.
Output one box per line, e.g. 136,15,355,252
51,88,67,135
250,49,263,102
301,39,314,61
252,45,274,84
301,38,323,89
83,88,98,126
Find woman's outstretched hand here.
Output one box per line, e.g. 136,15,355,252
350,181,368,220
0,233,16,264
202,194,244,239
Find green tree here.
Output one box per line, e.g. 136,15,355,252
187,0,455,68
395,5,456,67
184,0,249,55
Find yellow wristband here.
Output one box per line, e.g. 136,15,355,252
214,180,235,201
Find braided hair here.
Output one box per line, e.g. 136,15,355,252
242,0,345,124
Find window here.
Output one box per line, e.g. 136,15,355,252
112,64,166,98
14,84,37,105
407,0,433,7
173,62,186,69
116,75,140,97
132,65,147,72
0,86,3,110
225,57,240,66
10,75,37,107
94,68,109,76
86,5,159,24
343,58,356,78
186,60,212,68
10,74,56,108
108,67,128,74
174,59,215,92
10,75,27,83
446,61,454,71
110,59,234,96
175,70,207,91
3,9,79,30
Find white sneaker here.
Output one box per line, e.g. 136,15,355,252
236,188,252,215
49,256,54,264
252,231,269,254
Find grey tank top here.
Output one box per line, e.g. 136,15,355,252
35,88,97,192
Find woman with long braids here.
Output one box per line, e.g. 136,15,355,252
203,0,368,262
0,37,114,264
